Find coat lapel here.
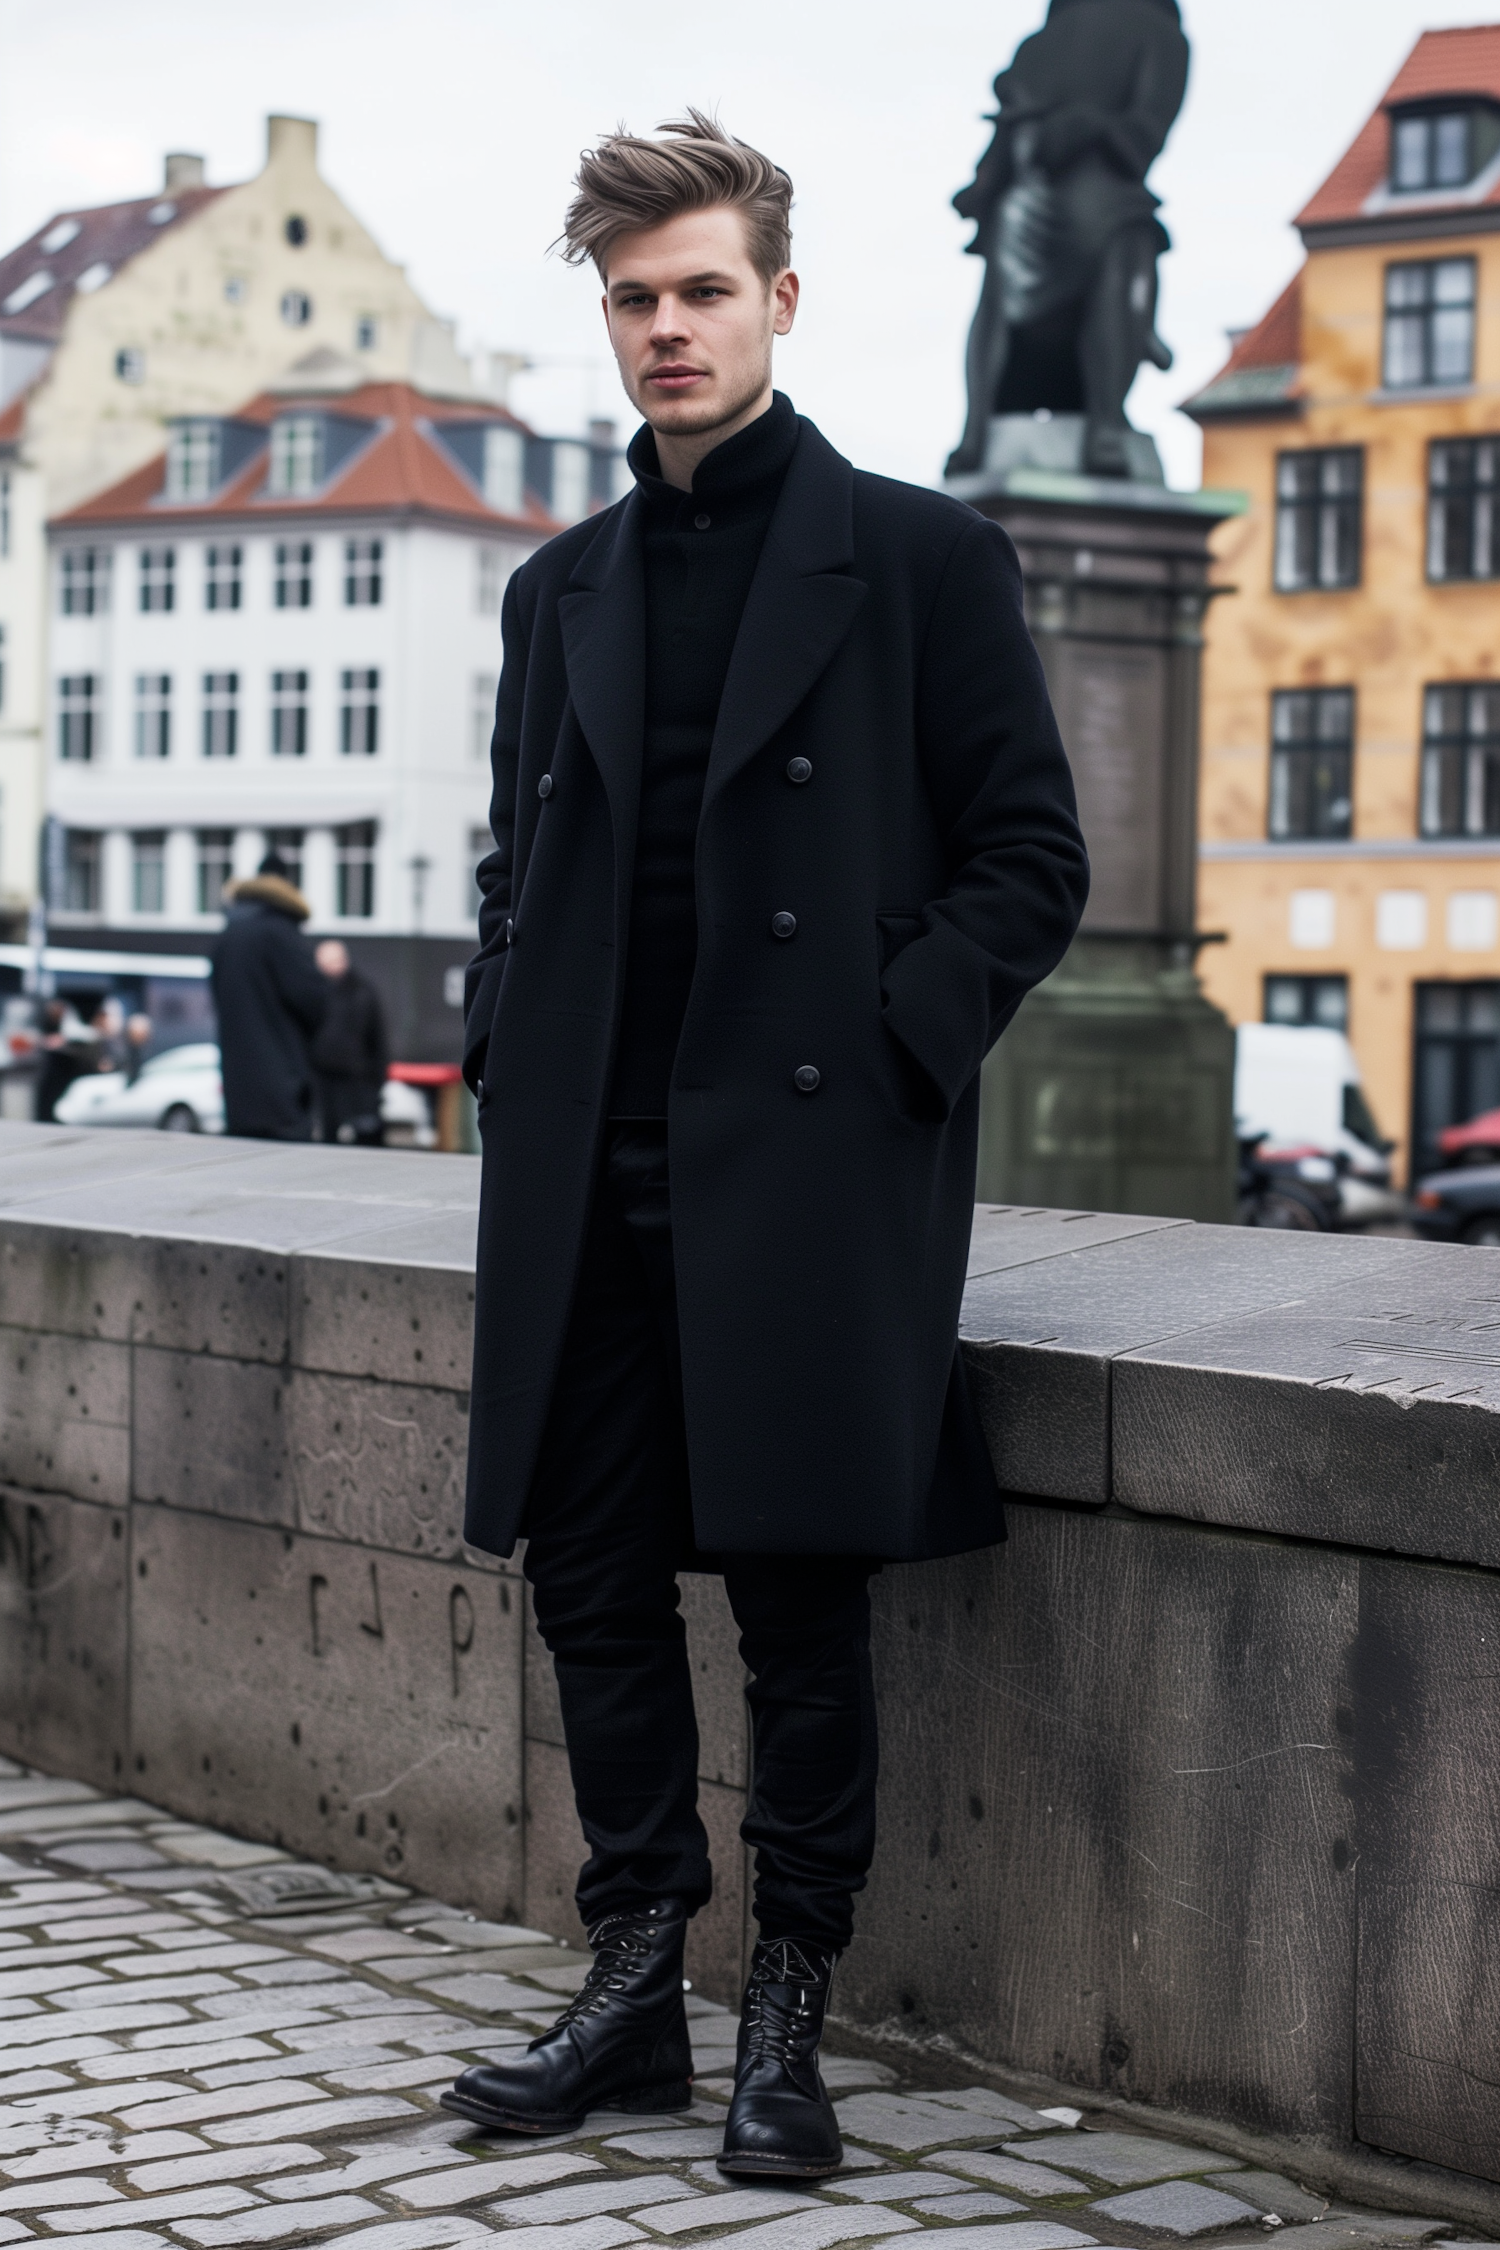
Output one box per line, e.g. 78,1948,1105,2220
704,421,867,811
557,493,646,891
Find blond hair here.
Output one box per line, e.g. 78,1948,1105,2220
558,109,792,283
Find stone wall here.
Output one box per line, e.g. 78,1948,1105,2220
3,1123,1500,2206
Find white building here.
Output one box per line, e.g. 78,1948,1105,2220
43,358,625,1049
0,115,487,922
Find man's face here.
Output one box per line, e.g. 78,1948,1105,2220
316,940,350,979
602,206,797,437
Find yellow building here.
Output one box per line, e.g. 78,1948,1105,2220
1189,27,1500,1179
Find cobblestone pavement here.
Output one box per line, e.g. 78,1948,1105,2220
0,1763,1485,2250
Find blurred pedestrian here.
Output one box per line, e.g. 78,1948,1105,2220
124,1014,152,1084
311,939,389,1146
210,852,326,1140
34,999,99,1122
90,998,129,1073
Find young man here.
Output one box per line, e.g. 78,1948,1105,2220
445,114,1088,2177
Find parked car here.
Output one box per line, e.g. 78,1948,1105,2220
52,1044,433,1144
1436,1104,1500,1166
1234,1023,1403,1229
1412,1164,1500,1246
54,1042,223,1132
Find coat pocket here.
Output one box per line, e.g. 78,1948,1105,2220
875,909,925,975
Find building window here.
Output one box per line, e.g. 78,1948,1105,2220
551,440,592,525
269,416,322,497
265,828,304,889
344,537,382,606
1391,106,1499,193
114,347,145,384
1264,974,1349,1032
1269,688,1354,841
335,820,377,917
202,671,239,759
165,421,220,500
355,314,378,351
468,824,492,915
139,545,175,613
1383,259,1476,390
224,275,247,305
1421,683,1500,838
280,289,313,328
1274,450,1362,591
274,540,313,608
476,546,504,615
196,829,234,913
482,426,525,515
205,543,242,610
134,674,171,759
270,669,309,757
58,675,99,762
1428,440,1499,581
132,831,167,914
340,668,379,757
1412,982,1500,1177
61,830,100,912
60,546,109,615
471,672,498,762
0,470,10,558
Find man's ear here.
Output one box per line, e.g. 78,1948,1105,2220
772,269,800,337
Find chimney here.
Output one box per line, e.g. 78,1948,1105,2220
164,152,205,191
265,115,319,168
589,418,617,450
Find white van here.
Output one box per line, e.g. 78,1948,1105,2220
1234,1023,1400,1226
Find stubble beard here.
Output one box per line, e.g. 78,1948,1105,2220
635,348,773,440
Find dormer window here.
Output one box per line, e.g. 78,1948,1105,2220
1390,102,1500,194
269,415,323,497
166,421,221,500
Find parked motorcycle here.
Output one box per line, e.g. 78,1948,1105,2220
1237,1134,1343,1230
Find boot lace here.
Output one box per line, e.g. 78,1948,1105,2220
739,1939,832,2068
549,1910,663,2030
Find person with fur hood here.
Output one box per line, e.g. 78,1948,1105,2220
210,852,328,1140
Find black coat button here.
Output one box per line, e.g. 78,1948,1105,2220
538,773,554,799
794,1065,821,1094
505,917,515,945
694,512,711,530
786,757,812,784
771,912,797,939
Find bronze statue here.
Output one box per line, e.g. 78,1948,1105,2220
947,0,1189,480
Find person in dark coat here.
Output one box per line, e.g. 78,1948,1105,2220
210,854,327,1140
310,940,389,1145
444,117,1089,2173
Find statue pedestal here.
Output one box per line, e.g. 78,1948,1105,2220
957,466,1246,1222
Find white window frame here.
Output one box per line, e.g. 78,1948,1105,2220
270,670,309,758
344,536,382,606
166,422,221,501
139,546,175,613
58,675,99,762
205,543,242,612
340,668,379,758
202,672,239,759
274,539,314,609
334,820,377,917
269,416,322,496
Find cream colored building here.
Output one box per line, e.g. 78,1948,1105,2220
0,114,477,922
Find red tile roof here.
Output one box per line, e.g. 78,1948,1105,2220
1298,26,1500,228
51,379,564,535
0,389,28,447
0,188,224,343
1181,274,1304,421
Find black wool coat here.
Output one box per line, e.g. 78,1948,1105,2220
463,415,1088,1563
211,877,328,1139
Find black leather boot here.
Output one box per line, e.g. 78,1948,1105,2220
717,1936,842,2178
441,1899,693,2135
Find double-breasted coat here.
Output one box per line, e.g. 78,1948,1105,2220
462,413,1088,1564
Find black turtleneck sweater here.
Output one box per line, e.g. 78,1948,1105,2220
608,392,800,1120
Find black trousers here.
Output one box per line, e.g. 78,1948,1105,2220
523,1124,879,1952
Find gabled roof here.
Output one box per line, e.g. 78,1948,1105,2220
1298,26,1500,236
0,188,224,344
50,379,563,535
1182,274,1303,423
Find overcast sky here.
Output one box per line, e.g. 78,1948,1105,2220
1,0,1494,489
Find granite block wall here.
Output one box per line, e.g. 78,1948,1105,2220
4,1123,1500,2202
